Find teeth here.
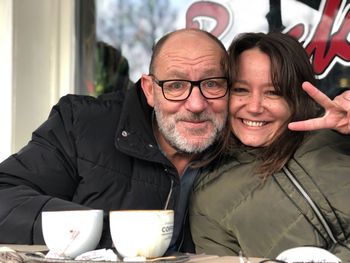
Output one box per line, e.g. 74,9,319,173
243,119,266,127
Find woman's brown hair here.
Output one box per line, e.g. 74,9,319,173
227,32,320,179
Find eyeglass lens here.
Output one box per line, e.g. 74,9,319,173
162,78,227,100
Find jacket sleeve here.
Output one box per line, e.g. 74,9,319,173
0,95,89,244
190,195,241,256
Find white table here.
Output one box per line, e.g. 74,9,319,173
0,244,265,263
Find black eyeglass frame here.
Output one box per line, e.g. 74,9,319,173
149,74,229,101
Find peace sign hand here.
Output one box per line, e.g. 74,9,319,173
288,81,350,135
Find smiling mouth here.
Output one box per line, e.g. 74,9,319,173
183,120,206,123
242,119,267,127
182,120,208,128
181,117,209,125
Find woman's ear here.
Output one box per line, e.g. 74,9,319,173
141,74,155,107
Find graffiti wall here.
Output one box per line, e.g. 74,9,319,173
96,0,350,95
181,0,350,94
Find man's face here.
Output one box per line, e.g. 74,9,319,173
142,31,228,154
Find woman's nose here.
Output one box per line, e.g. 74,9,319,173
246,94,264,113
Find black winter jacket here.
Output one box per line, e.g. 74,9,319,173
0,81,190,250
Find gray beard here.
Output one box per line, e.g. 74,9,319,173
153,106,226,154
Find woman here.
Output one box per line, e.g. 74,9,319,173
190,32,350,261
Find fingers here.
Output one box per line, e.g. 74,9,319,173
302,82,333,109
343,90,350,101
334,90,350,110
290,84,350,133
288,121,309,131
288,117,328,131
288,82,330,131
333,90,350,130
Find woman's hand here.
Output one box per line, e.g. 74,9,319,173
288,81,350,134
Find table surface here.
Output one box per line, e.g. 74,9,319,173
0,244,265,263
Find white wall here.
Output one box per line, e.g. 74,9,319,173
0,0,13,162
0,0,75,161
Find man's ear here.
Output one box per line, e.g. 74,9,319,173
141,74,155,107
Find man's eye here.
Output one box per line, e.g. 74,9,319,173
168,81,185,90
204,80,218,88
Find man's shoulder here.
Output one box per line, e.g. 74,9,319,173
58,90,125,108
54,91,126,118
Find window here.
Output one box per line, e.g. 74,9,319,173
77,0,350,96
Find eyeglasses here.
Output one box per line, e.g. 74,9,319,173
149,74,228,101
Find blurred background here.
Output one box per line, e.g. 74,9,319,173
1,0,349,161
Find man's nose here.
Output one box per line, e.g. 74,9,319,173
185,86,207,112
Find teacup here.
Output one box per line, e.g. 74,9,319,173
109,210,174,258
41,209,103,259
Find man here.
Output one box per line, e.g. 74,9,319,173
0,28,229,252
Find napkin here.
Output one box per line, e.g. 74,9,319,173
0,247,23,263
45,248,119,261
74,249,118,261
276,246,341,263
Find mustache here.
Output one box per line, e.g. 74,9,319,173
175,112,213,122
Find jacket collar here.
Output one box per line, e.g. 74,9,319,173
114,80,173,166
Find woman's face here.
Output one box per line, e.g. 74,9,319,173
229,48,291,147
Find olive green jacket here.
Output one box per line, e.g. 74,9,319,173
190,130,350,261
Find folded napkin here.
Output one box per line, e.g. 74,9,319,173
276,246,341,263
74,249,118,261
45,248,119,261
0,247,23,263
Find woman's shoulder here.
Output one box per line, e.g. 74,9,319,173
295,129,350,158
191,151,264,223
194,156,238,189
193,149,259,194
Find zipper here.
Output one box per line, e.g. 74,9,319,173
282,166,338,244
176,208,188,251
176,167,200,251
164,178,174,210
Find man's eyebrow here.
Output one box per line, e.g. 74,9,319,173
201,68,224,76
167,72,187,78
164,68,223,79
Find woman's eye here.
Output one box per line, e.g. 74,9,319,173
231,87,248,94
265,90,281,97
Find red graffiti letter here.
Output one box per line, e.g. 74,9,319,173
186,1,230,38
290,0,350,76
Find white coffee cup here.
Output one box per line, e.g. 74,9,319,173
109,210,174,258
276,246,341,263
42,209,103,259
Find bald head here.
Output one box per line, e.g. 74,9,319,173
140,28,229,156
149,28,228,77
